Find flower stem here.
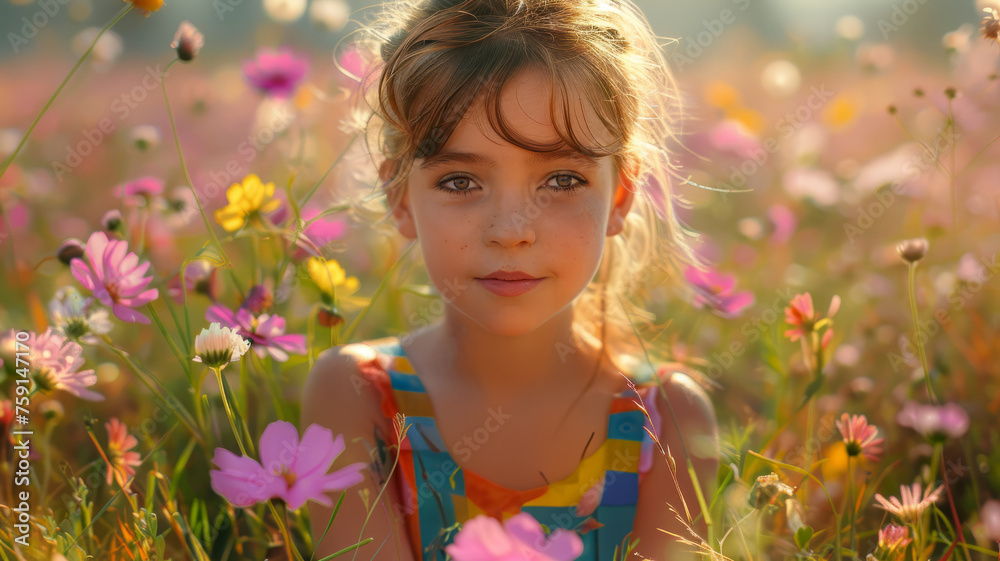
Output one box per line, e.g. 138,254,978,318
0,4,133,181
213,366,248,456
300,134,357,208
907,262,938,404
268,500,305,561
160,58,244,297
97,339,204,446
848,455,856,554
147,303,192,381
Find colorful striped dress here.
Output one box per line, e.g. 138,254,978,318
355,337,665,561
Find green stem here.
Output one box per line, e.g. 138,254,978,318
147,303,192,381
268,500,305,561
907,262,937,404
0,4,133,181
848,455,856,554
161,57,245,297
136,208,148,256
213,366,248,456
162,288,192,356
96,339,204,446
250,231,261,285
300,134,358,208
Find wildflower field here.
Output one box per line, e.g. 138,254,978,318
1,0,999,560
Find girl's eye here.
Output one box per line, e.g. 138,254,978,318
433,173,588,196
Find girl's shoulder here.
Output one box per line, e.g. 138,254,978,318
620,358,716,433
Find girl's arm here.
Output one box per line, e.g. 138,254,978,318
301,345,418,561
631,367,719,561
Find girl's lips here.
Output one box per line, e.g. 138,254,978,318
475,278,544,297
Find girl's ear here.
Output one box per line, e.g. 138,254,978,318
607,168,636,237
381,159,417,240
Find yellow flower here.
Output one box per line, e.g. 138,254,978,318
822,95,861,131
307,257,359,298
213,174,282,232
124,0,164,16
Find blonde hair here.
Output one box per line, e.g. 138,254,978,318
342,0,700,364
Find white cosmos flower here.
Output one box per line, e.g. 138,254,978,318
193,322,251,370
49,286,113,344
264,0,306,22
309,0,349,31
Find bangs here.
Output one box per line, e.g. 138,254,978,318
384,32,627,166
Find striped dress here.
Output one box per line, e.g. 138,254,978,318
355,337,666,561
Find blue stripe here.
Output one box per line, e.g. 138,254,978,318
600,471,639,506
607,410,646,441
387,369,428,392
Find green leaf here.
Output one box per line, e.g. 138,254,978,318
194,242,227,267
398,283,437,297
795,526,814,550
760,329,787,378
800,374,825,409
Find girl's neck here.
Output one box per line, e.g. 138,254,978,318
417,308,604,399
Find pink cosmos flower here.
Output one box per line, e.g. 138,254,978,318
874,482,944,523
767,204,797,245
209,420,365,511
23,328,103,401
896,401,970,441
104,417,142,488
113,176,164,206
70,231,159,324
784,292,840,348
335,43,379,91
835,413,884,462
708,120,761,160
445,512,584,561
684,265,755,319
875,524,912,560
243,47,309,99
289,205,348,259
980,500,1000,543
206,304,306,362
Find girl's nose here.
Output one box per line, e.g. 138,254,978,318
483,191,538,248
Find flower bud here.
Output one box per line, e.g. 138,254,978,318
102,209,123,232
241,284,274,315
896,237,929,263
317,306,343,328
57,238,86,265
128,125,161,151
171,21,204,62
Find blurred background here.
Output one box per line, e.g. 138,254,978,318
0,0,991,61
2,0,1000,559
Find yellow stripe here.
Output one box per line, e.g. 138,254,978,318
524,439,642,507
393,390,435,418
393,356,417,375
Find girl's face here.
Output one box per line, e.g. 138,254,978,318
390,68,635,337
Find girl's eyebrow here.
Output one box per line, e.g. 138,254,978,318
418,149,601,171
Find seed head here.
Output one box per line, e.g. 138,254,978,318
896,237,929,263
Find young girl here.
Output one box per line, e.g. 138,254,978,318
302,0,719,559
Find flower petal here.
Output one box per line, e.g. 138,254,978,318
259,420,300,474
